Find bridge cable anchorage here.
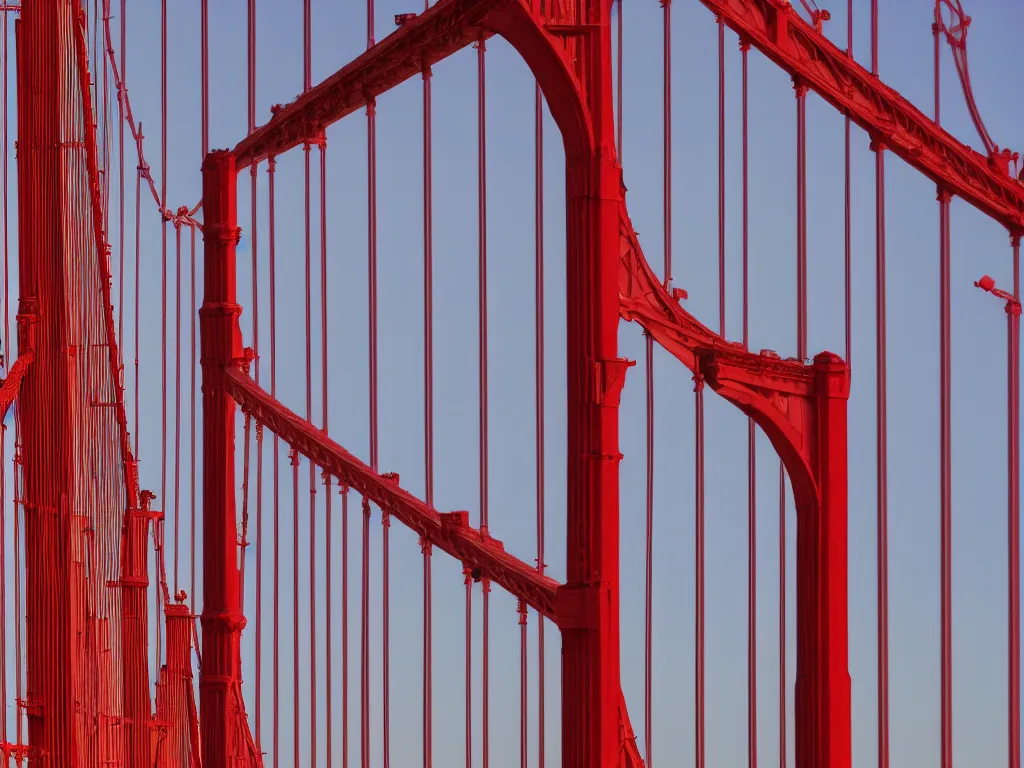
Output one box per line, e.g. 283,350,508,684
934,0,1020,179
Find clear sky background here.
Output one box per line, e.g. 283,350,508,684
3,0,1024,766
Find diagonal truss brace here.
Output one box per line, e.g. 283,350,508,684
220,364,562,620
222,357,649,766
232,0,498,170
699,0,1024,233
617,198,824,487
618,183,851,766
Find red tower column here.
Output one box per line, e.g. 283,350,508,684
199,149,245,765
119,490,155,767
16,3,85,762
794,352,852,768
557,0,626,764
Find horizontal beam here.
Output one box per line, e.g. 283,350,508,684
221,366,561,619
701,0,1024,233
232,0,497,169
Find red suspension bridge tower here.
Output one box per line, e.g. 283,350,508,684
3,0,1024,766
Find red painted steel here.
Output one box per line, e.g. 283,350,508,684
620,202,852,765
198,150,258,767
10,0,1024,765
221,366,562,619
701,0,1024,232
17,2,152,765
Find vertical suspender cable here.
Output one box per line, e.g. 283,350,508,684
240,412,252,602
740,36,756,768
298,176,308,760
644,326,654,766
534,78,546,768
422,24,435,766
189,223,198,607
291,443,301,765
339,13,352,768
382,498,391,768
939,196,952,768
519,132,529,768
616,0,622,161
117,0,125,365
364,0,380,762
361,492,371,768
193,0,209,644
301,9,316,764
8,15,16,736
718,16,725,337
933,18,952,768
477,35,491,768
465,563,473,768
0,9,8,742
247,0,263,747
872,4,892,765
158,0,168,674
173,221,182,589
648,0,671,760
1009,234,1021,768
367,0,378,474
422,535,433,768
795,80,807,360
778,461,786,768
320,136,332,768
519,600,528,768
661,0,671,287
200,0,208,157
844,0,852,365
787,71,810,768
519,53,534,760
695,373,706,768
269,155,281,768
342,483,350,768
134,128,142,454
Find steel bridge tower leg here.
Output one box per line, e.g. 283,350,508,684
198,150,246,766
557,1,626,764
16,3,88,762
794,354,852,768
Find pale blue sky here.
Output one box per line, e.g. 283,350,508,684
4,0,1024,766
